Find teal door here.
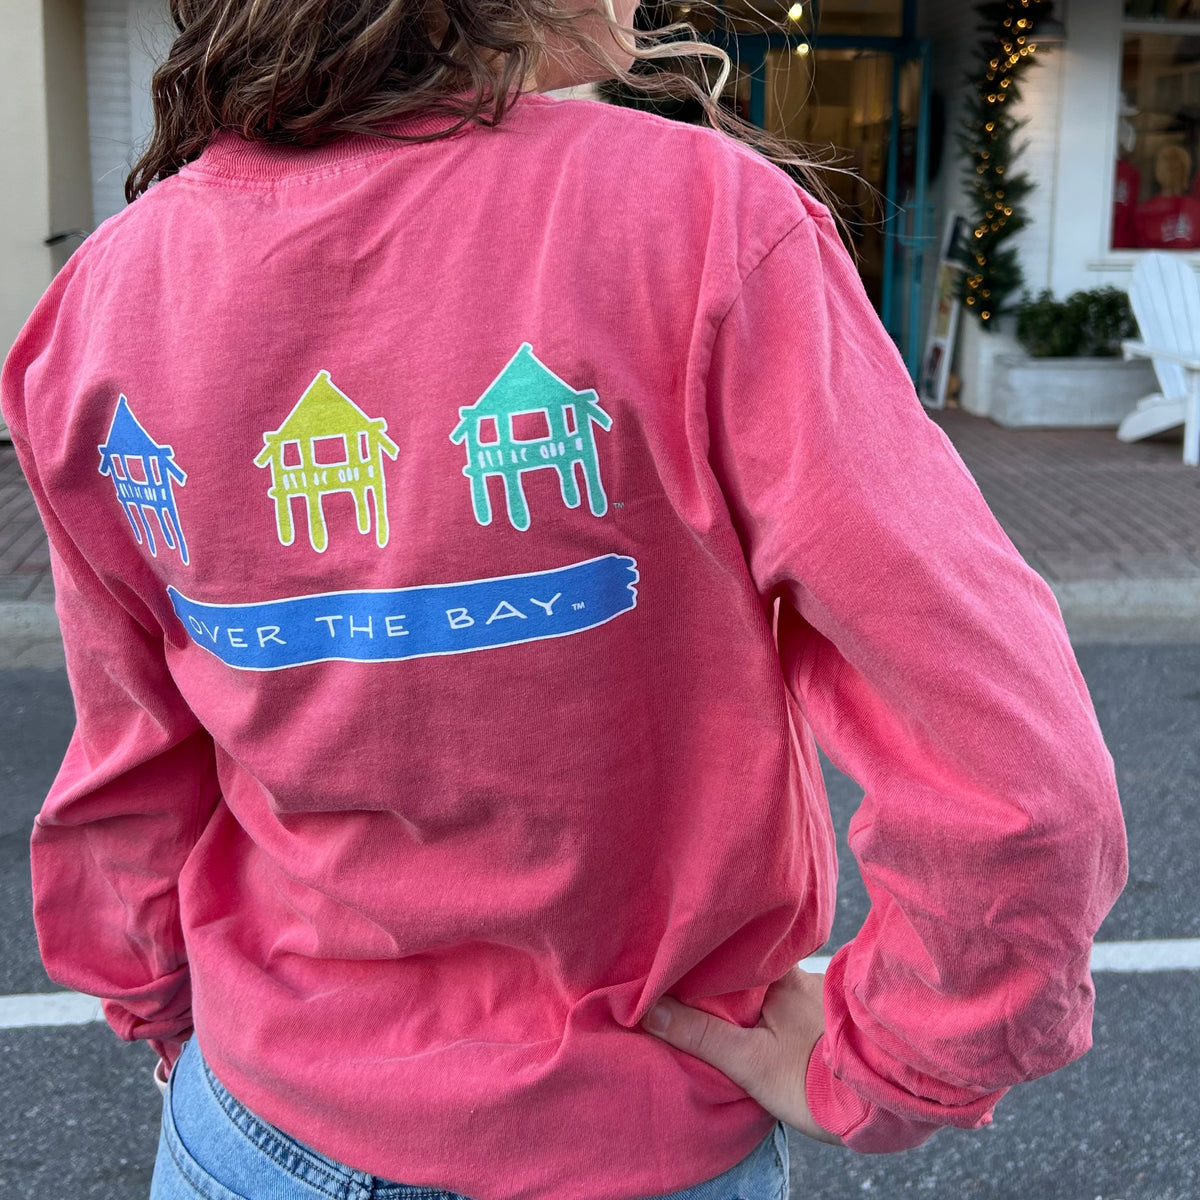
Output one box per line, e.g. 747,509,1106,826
716,2,934,379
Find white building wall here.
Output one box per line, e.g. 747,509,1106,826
45,0,94,277
85,0,132,226
1,0,91,438
1050,0,1140,295
915,0,1101,419
1007,40,1067,296
0,0,51,434
923,0,1191,305
919,0,1068,307
128,0,174,167
84,0,172,228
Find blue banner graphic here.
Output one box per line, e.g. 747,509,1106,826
167,555,639,671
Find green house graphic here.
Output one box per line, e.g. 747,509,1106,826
254,371,399,553
449,343,612,532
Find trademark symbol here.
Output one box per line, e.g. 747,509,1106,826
573,602,586,611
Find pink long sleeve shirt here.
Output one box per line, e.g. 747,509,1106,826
3,90,1127,1200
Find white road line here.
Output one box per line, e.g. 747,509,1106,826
799,939,1200,976
3,940,1199,1030
0,990,103,1028
1089,939,1200,972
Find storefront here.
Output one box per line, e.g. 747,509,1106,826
924,0,1200,424
689,0,1200,421
6,0,1179,432
1112,3,1200,253
971,0,1200,293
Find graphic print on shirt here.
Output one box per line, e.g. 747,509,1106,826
167,554,639,670
255,371,399,553
450,343,611,532
97,395,190,566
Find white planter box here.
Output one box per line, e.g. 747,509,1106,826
990,355,1158,428
956,314,1021,419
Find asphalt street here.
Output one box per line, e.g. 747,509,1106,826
1,643,1198,1200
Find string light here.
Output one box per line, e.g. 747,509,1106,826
962,0,1054,324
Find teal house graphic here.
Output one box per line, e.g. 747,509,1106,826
449,343,612,532
97,395,189,565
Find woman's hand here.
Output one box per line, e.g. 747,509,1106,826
639,966,844,1147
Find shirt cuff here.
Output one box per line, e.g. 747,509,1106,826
805,1033,944,1154
150,1036,187,1097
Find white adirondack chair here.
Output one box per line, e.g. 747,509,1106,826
1119,252,1200,466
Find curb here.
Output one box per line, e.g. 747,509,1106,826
1050,579,1200,643
1051,578,1200,617
0,602,64,669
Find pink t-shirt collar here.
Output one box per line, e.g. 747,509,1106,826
186,89,546,182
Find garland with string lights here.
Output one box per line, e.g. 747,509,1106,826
957,0,1056,326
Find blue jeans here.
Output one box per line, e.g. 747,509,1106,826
150,1035,790,1200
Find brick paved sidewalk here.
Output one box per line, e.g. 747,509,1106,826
932,409,1200,584
0,442,52,604
1,411,1198,608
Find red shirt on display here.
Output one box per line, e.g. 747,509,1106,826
1134,192,1200,248
1,92,1127,1200
1112,158,1140,249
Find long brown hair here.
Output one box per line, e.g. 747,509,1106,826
127,0,846,220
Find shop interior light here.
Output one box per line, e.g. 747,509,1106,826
787,2,804,20
794,41,811,56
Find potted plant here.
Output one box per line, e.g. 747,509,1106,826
989,286,1158,427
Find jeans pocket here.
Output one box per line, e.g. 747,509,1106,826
770,1121,790,1200
726,1121,789,1200
680,1121,789,1200
153,1043,247,1200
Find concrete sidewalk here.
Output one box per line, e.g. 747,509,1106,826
1,408,1197,666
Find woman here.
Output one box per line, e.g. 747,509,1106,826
3,1,1126,1197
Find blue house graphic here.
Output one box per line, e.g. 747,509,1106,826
97,395,190,565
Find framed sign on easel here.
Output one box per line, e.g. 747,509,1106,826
919,215,974,410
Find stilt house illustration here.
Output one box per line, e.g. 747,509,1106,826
449,343,612,532
254,371,399,553
97,395,190,565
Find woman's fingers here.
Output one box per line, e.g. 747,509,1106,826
639,968,844,1147
640,995,770,1097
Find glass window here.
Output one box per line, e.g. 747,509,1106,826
762,48,917,307
1112,32,1200,248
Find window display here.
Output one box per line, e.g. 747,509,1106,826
1112,31,1200,248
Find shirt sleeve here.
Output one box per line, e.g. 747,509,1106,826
2,275,222,1079
704,205,1129,1152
